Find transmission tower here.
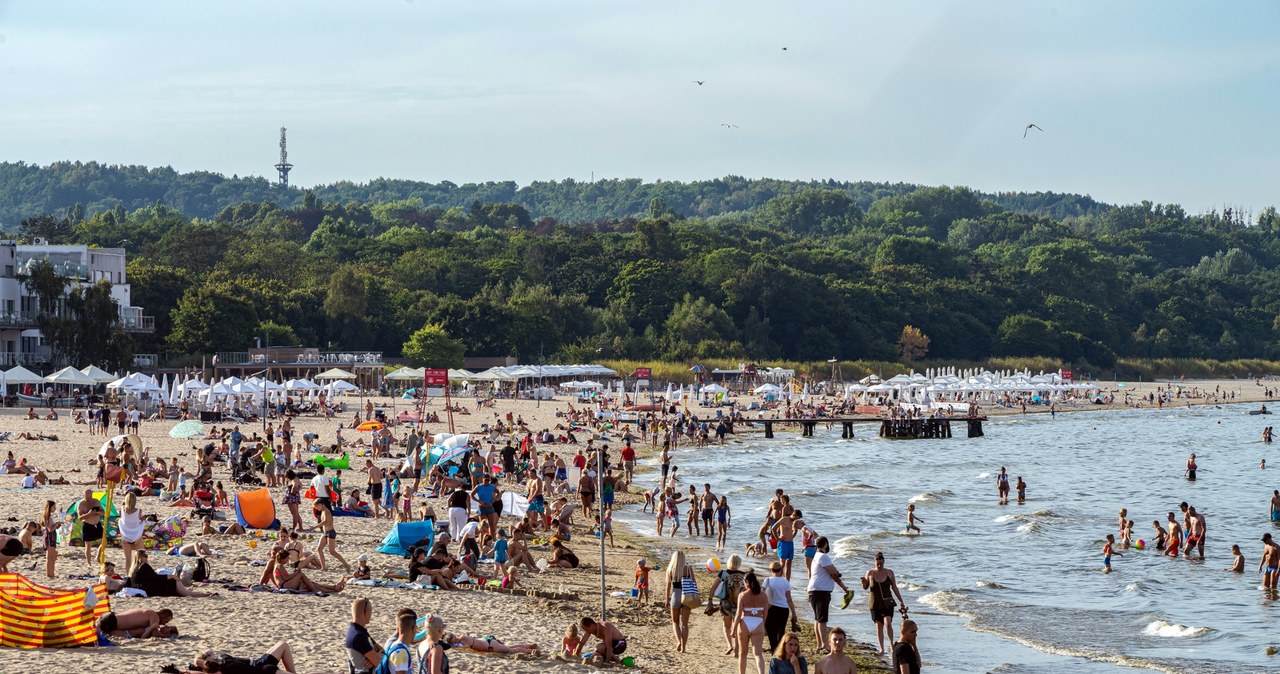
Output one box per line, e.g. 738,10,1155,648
274,127,293,188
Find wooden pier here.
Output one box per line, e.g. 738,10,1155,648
754,416,987,439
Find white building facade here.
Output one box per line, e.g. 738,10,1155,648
0,240,153,368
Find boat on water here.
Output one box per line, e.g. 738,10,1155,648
1248,405,1271,415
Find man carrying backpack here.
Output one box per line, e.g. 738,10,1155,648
374,612,416,674
706,554,747,657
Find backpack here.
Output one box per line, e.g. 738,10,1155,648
374,640,411,674
715,570,745,610
192,557,210,583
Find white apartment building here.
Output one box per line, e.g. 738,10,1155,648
0,239,153,368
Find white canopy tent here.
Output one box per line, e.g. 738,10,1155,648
384,367,423,381
45,366,97,386
80,365,117,383
315,368,356,381
3,365,45,384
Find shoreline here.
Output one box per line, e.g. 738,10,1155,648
0,378,1270,672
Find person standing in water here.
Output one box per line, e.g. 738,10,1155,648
1269,490,1280,522
1016,476,1026,504
905,504,922,535
1185,452,1197,481
1258,533,1279,591
1165,512,1183,558
863,552,907,656
996,467,1010,504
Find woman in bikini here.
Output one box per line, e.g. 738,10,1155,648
732,571,769,674
283,470,304,531
445,633,539,654
39,500,57,579
270,549,346,593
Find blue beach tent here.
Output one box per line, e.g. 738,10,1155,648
377,521,434,557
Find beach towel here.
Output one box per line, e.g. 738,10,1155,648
0,574,111,648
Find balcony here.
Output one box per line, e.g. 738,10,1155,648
0,311,153,332
132,353,158,368
0,311,39,329
0,352,47,367
120,315,155,333
215,349,383,367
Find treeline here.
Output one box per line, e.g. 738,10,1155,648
0,161,1111,227
9,163,1280,370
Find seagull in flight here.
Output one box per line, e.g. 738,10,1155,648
721,123,740,129
781,47,788,51
1023,123,1043,139
693,80,705,86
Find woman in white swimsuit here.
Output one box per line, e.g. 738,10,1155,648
118,492,145,572
732,571,769,674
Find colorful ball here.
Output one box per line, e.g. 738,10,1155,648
705,557,722,574
1135,539,1145,550
248,540,258,549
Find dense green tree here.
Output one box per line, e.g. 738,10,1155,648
402,323,465,368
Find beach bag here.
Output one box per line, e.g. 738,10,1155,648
104,464,124,483
680,573,701,609
375,640,410,674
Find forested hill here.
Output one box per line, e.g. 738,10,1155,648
8,157,1280,373
0,160,1110,227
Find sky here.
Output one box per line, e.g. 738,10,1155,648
0,1,1277,214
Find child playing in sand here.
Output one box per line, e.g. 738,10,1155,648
353,554,372,580
906,503,923,535
634,558,650,603
1103,534,1121,573
215,482,229,507
562,623,581,657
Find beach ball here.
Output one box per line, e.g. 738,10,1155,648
1135,539,1145,550
248,540,258,549
706,557,722,574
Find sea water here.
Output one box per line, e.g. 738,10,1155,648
614,403,1280,673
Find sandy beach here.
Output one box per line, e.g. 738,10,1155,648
0,377,1269,673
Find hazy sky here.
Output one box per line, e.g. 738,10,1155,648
0,1,1276,213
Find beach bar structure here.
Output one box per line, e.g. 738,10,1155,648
757,415,986,439
212,348,384,391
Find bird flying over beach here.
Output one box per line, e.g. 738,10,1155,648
721,123,739,129
1023,123,1043,139
693,80,705,85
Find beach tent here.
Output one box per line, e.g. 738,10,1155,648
703,384,728,394
377,521,434,557
80,365,116,383
45,366,95,386
753,383,782,394
384,367,423,381
3,365,44,385
0,573,111,648
233,489,279,530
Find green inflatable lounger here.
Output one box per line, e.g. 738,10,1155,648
313,453,351,470
234,488,279,530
